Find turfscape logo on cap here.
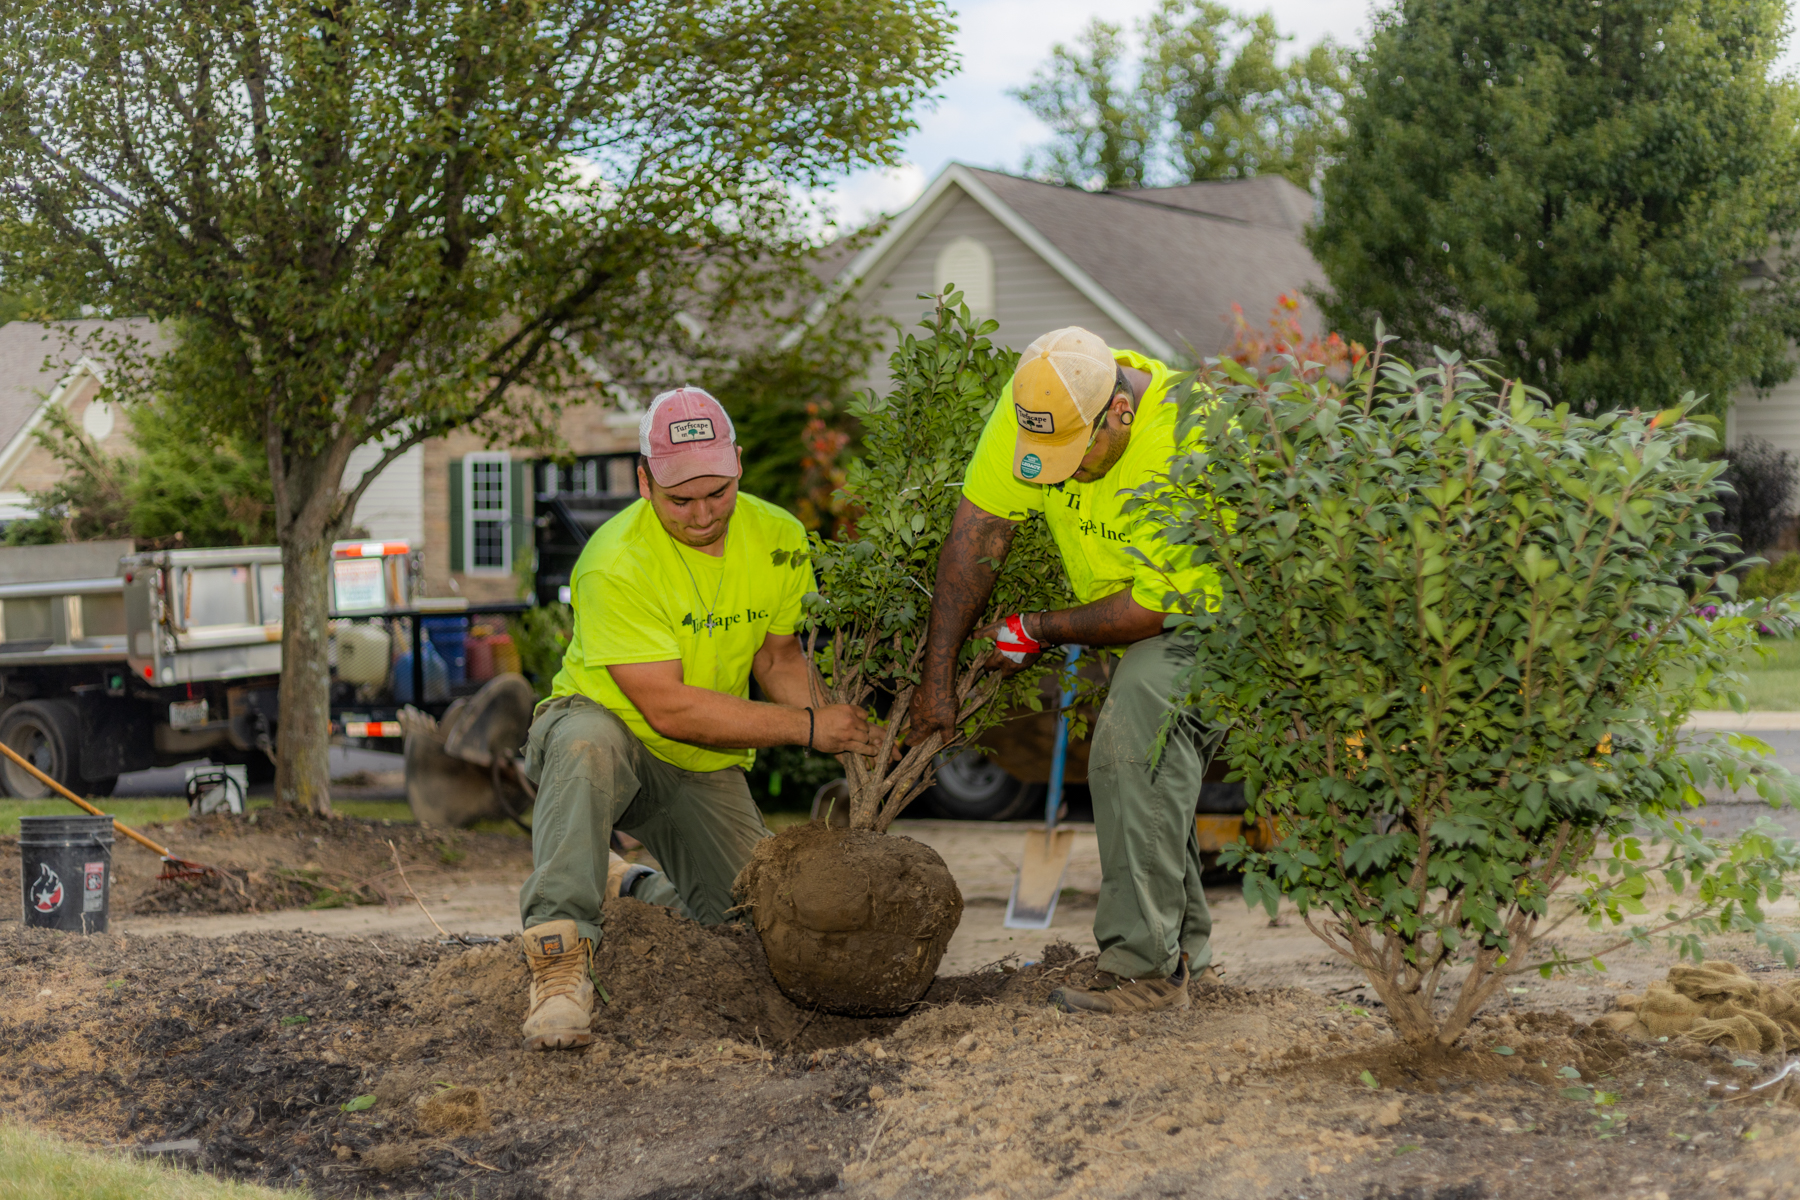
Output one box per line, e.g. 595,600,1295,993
1014,405,1055,434
667,417,716,444
1020,453,1043,479
30,863,64,913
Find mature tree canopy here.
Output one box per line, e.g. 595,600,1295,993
1309,0,1800,414
1012,0,1351,191
0,0,955,814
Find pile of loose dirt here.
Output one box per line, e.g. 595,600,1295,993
407,894,1012,1056
0,811,533,919
2,912,1798,1200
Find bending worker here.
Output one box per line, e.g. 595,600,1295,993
911,327,1219,1015
517,386,881,1050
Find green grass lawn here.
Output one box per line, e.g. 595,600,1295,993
0,795,416,837
1736,637,1800,711
0,1124,305,1200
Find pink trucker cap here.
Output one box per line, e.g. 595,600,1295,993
638,386,739,487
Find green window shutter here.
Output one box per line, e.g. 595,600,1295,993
510,459,531,578
448,457,464,572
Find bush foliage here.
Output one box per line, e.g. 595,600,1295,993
1140,342,1800,1044
1713,435,1799,555
779,294,1072,831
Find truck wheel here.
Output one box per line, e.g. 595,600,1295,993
922,749,1044,821
0,700,100,799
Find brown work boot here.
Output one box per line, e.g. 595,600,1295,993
521,920,595,1050
1049,954,1190,1014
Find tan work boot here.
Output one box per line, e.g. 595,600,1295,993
606,851,631,899
1048,954,1191,1014
521,920,595,1050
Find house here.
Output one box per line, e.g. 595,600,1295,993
1,164,1328,599
831,162,1327,371
0,319,639,605
0,320,155,526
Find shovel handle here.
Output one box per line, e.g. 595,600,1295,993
0,737,175,859
1045,645,1082,832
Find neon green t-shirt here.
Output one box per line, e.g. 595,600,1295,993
962,348,1220,613
549,492,816,773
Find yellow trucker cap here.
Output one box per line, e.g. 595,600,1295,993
1009,327,1117,484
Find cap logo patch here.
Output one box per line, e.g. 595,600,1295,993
1014,404,1055,434
667,417,716,444
1020,453,1043,479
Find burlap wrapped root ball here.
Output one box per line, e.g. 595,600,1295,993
1596,961,1800,1055
733,823,964,1016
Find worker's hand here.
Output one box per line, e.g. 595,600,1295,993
908,671,959,750
970,617,1043,678
809,704,883,757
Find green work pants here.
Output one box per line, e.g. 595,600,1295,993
1088,631,1215,980
517,695,770,946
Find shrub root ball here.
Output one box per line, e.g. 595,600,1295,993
734,823,963,1016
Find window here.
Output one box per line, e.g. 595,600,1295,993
464,453,512,573
934,236,996,321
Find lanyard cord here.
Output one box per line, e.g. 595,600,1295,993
669,523,728,635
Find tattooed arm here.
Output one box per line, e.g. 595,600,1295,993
910,497,1021,746
973,588,1165,650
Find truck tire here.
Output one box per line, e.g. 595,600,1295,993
0,700,114,799
921,749,1044,821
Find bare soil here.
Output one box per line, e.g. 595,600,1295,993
3,888,1798,1200
0,810,534,918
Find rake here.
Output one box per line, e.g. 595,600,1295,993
0,739,222,880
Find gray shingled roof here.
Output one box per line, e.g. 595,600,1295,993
0,319,162,456
964,168,1326,359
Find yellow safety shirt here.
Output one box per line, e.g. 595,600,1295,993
549,492,815,772
962,348,1220,613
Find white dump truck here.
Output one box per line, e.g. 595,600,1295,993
0,538,529,812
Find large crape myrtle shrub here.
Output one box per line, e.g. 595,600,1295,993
779,293,1074,830
1138,341,1800,1046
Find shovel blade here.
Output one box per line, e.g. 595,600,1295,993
1004,827,1076,930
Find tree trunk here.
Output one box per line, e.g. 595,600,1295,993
275,521,335,817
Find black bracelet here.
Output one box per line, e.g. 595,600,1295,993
805,707,815,751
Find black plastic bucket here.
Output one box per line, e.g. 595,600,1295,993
19,814,113,933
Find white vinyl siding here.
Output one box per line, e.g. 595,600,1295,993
345,441,424,546
1729,377,1800,461
934,236,996,321
855,189,1135,391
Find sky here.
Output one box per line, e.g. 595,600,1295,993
821,0,1800,228
819,0,1379,228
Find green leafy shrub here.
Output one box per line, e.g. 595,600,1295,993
780,293,1072,830
509,603,572,700
1140,341,1800,1045
1740,551,1800,602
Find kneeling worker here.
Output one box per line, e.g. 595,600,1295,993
910,328,1220,1015
518,387,880,1050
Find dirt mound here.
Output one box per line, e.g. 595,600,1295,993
1598,959,1800,1055
409,894,945,1052
735,823,964,1016
2,810,534,919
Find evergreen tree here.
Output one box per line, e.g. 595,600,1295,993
1309,0,1800,413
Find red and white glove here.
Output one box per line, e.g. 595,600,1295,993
994,613,1043,663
